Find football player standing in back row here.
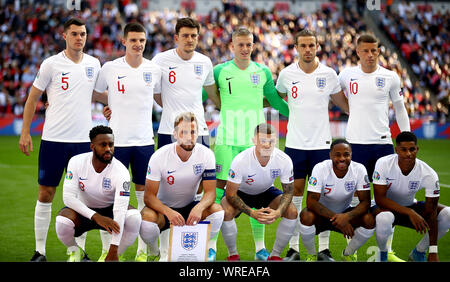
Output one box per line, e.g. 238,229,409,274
211,27,289,261
19,18,103,262
276,29,349,261
94,22,161,261
337,33,411,262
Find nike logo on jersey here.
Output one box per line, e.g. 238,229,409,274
79,177,88,180
169,66,177,70
292,81,300,85
325,184,334,186
118,75,126,79
62,72,70,76
248,174,256,177
226,77,233,80
168,170,176,174
350,78,358,81
386,178,395,181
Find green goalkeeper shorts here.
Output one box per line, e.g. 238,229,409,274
214,144,252,180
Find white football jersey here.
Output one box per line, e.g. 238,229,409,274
146,142,216,208
307,160,370,213
33,51,100,142
95,57,161,146
373,154,440,207
63,152,131,245
276,62,341,149
153,49,215,136
228,147,294,195
338,65,403,144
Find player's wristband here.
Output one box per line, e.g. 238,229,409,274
429,245,438,253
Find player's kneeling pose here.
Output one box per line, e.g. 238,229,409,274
299,139,375,262
56,126,141,262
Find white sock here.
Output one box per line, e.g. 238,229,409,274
386,226,395,252
99,229,111,252
344,227,374,255
205,210,224,250
271,218,296,257
140,220,160,256
375,211,395,252
135,190,148,255
55,216,77,252
118,209,142,255
34,200,52,255
221,219,238,256
318,231,331,252
288,196,302,251
416,207,450,252
159,229,170,261
299,222,316,255
74,232,87,251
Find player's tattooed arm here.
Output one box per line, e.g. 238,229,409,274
278,182,294,216
228,193,253,217
307,191,335,219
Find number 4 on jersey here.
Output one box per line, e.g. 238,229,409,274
117,80,125,94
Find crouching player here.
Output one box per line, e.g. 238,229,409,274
55,125,141,261
299,139,375,261
220,123,297,261
373,131,450,262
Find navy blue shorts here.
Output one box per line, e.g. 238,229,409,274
373,201,425,229
284,147,329,179
67,205,114,237
114,145,154,185
161,201,200,231
38,140,90,187
235,186,283,212
157,133,210,149
350,143,394,182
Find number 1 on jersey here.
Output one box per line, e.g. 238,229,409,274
117,80,125,94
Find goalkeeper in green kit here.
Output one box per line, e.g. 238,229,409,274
207,27,289,261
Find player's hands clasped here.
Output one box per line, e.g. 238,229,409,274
330,213,354,238
252,207,279,225
167,209,185,226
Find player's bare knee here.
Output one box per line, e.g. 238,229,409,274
38,185,56,202
362,212,375,229
283,204,298,220
299,208,315,225
57,207,78,223
141,206,158,222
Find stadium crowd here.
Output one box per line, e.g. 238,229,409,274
0,0,448,123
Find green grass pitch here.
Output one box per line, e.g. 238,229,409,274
0,136,449,262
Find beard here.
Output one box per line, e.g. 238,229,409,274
180,143,195,152
94,149,113,164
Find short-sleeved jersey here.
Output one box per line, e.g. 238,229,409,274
95,57,161,146
276,62,341,150
227,146,294,195
33,51,100,142
372,154,440,207
63,152,131,245
146,143,216,208
214,60,274,146
338,65,403,144
307,160,371,213
153,49,215,136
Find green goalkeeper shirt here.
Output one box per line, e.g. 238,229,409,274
213,60,289,146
